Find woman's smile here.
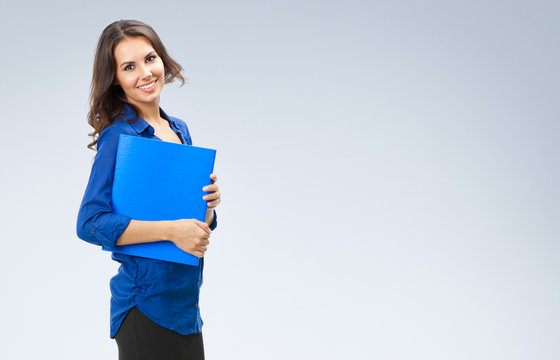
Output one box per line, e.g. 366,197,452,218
138,79,157,92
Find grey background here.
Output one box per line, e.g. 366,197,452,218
1,0,558,359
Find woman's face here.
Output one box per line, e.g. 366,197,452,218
113,36,165,108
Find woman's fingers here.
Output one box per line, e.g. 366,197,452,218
203,184,218,192
207,199,221,208
198,237,210,246
171,219,211,257
203,191,220,201
203,174,221,209
186,238,209,257
203,188,221,208
194,220,212,234
196,241,209,257
203,174,218,192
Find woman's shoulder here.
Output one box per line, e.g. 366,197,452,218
97,120,137,147
167,114,189,130
102,116,139,135
165,114,192,144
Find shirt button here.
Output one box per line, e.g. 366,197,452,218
90,229,95,233
195,303,198,308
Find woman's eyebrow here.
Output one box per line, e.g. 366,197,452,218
120,60,135,68
119,52,156,68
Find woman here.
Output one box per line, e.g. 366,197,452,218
76,19,221,360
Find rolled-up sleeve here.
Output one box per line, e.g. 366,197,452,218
76,126,132,249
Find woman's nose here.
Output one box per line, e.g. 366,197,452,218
140,65,152,79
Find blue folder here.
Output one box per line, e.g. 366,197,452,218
101,134,216,265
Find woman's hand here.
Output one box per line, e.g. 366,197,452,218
203,174,221,209
168,219,211,258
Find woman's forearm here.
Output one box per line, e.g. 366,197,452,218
117,219,211,257
205,208,215,227
117,219,173,246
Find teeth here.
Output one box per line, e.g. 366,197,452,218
139,80,156,89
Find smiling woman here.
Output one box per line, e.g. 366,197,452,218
76,19,221,360
113,37,165,108
86,20,185,151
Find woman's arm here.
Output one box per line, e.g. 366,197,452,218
77,126,133,249
117,218,212,258
116,219,172,246
77,125,218,257
203,174,221,228
205,209,215,227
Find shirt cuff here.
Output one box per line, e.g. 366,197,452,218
209,209,218,231
91,212,132,250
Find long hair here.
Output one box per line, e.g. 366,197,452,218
87,19,185,150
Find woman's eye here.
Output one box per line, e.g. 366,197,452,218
147,55,156,62
124,65,134,71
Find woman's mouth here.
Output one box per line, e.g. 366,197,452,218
138,79,157,92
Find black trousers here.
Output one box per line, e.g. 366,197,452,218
115,307,205,360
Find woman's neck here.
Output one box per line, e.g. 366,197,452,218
133,99,162,124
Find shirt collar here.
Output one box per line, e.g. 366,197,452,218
117,104,180,134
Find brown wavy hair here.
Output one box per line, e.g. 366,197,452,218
87,19,185,150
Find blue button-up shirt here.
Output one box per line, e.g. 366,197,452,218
76,104,217,338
